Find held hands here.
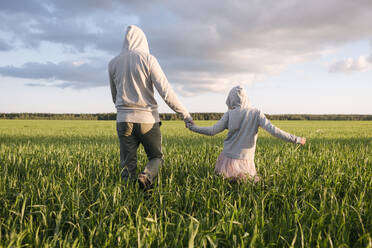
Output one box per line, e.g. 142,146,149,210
186,121,194,129
184,117,195,128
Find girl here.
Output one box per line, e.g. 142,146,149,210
187,86,306,182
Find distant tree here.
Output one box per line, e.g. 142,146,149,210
1,113,372,121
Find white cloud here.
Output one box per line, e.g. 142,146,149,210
1,0,372,94
329,56,371,73
368,54,372,63
0,60,107,88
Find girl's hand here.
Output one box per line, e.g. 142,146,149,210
300,137,306,145
185,120,195,128
184,117,195,128
186,122,194,129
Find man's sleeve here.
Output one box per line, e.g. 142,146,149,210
108,63,117,104
149,56,191,121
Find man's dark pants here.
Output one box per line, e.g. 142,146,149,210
116,122,163,183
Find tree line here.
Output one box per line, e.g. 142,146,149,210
1,113,371,121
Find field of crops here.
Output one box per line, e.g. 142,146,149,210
0,119,371,247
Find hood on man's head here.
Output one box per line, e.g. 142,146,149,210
226,86,250,109
123,25,149,53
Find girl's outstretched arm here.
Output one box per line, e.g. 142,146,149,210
187,113,228,136
258,111,305,144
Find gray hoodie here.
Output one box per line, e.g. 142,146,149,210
109,25,191,123
188,86,302,160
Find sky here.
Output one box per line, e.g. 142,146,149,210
0,0,371,114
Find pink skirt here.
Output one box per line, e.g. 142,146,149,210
215,152,260,182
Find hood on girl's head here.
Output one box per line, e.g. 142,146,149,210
226,86,250,110
123,25,149,53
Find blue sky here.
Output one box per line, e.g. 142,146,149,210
0,0,371,114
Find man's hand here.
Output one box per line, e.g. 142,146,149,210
184,117,194,128
300,137,306,145
185,120,195,128
186,121,194,129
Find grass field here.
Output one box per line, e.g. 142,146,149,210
0,119,371,247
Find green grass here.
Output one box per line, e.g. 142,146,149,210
0,120,371,247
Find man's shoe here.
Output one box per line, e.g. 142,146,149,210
138,174,152,190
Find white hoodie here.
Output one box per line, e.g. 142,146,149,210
188,86,302,160
109,25,191,123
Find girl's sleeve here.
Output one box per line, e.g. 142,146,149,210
188,112,229,136
258,111,302,143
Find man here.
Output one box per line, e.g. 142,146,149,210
108,25,193,189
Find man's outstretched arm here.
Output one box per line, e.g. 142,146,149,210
150,56,192,123
108,64,117,104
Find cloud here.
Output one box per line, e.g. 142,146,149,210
24,83,46,87
0,39,12,51
329,56,372,73
0,0,50,16
0,60,107,88
368,54,372,63
1,0,372,94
